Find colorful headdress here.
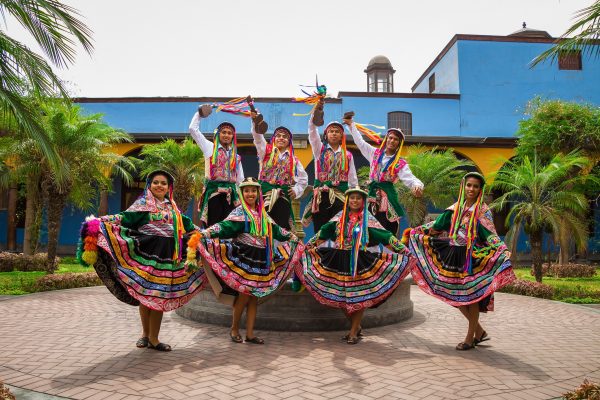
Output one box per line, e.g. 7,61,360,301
370,128,406,181
263,126,297,178
338,187,370,277
238,177,274,267
319,121,349,173
448,172,486,274
210,122,238,177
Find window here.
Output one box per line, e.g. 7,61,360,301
558,51,582,70
387,112,412,136
428,73,435,93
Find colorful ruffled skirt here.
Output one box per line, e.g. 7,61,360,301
296,247,413,314
409,232,515,311
90,222,206,312
196,238,302,298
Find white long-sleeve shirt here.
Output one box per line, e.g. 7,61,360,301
188,111,244,184
307,119,358,187
251,123,308,199
348,122,423,190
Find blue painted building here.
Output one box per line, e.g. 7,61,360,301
1,27,599,256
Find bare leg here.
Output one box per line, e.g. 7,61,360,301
245,297,258,339
139,305,150,338
463,303,480,345
148,310,164,346
348,309,365,341
232,294,249,337
458,306,484,338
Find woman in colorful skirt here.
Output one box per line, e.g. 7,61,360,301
188,177,302,345
77,170,206,352
297,187,414,344
408,172,516,350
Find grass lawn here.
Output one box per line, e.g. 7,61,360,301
514,267,600,304
0,257,94,295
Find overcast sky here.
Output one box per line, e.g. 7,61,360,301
5,0,592,97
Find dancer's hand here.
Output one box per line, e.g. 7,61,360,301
411,186,423,197
288,188,296,198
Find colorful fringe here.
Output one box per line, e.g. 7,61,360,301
296,247,413,314
292,83,327,117
238,188,274,268
337,205,369,278
76,216,100,266
370,132,405,182
355,123,384,144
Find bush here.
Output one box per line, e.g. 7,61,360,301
500,279,554,299
0,252,60,273
532,263,597,278
29,272,101,292
563,379,600,400
0,380,15,400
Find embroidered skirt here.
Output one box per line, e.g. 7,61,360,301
196,238,301,298
296,247,413,314
95,222,206,311
408,231,515,311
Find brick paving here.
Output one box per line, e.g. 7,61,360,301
0,286,599,400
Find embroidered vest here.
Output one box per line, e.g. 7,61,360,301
209,147,241,182
259,152,295,185
369,148,406,183
316,148,352,184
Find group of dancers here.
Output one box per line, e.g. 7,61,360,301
77,99,516,352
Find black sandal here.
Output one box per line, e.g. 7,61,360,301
346,336,361,345
148,342,172,352
230,333,243,343
341,328,363,341
245,336,265,345
455,342,474,351
474,331,491,345
136,337,149,348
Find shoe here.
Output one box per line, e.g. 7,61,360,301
346,336,361,345
455,342,474,351
230,333,243,343
255,120,268,135
148,341,172,352
198,104,213,118
136,337,149,348
474,331,490,345
245,336,265,345
341,328,363,341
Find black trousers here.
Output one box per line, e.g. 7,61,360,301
267,197,292,230
206,192,236,228
373,210,400,237
313,195,344,233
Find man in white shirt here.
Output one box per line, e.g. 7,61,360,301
345,113,423,235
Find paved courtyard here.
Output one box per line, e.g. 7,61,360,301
1,286,599,400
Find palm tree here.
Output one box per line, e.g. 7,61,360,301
490,152,596,282
135,138,205,213
0,0,94,168
359,146,475,226
1,101,133,268
531,1,600,67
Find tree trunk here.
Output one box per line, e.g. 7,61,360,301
530,230,544,283
98,189,109,216
558,217,570,265
43,178,68,273
6,185,18,251
22,176,41,255
173,180,192,214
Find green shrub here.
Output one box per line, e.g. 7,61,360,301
0,252,60,273
29,272,101,292
534,263,597,278
500,279,554,299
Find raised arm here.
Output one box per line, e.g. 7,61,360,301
348,156,358,187
308,117,323,160
188,111,214,156
251,119,267,160
347,121,376,162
